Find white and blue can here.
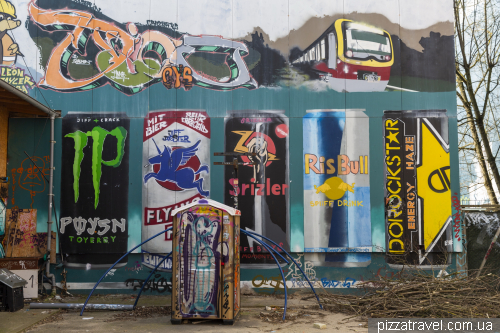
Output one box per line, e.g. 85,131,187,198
303,109,371,267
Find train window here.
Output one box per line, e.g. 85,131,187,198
327,33,336,69
320,39,326,60
344,22,391,61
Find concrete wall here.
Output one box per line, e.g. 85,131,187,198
1,0,460,295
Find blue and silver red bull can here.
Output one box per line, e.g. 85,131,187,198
303,109,371,267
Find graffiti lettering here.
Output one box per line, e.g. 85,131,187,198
452,193,461,241
320,277,356,288
71,54,92,65
0,67,35,93
181,112,208,133
65,126,127,208
141,253,172,271
60,217,126,236
309,200,363,207
29,3,257,94
223,283,230,315
229,178,288,196
146,20,178,31
251,274,284,293
162,65,193,90
240,118,272,124
144,194,202,236
385,119,404,254
70,0,101,12
305,153,368,175
125,275,172,293
240,243,284,253
240,253,276,260
162,129,190,143
67,236,117,243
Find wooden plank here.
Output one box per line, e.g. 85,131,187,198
0,257,40,270
2,209,56,263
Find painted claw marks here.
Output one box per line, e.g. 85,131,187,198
175,35,258,91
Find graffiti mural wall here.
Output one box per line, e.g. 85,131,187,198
4,0,459,291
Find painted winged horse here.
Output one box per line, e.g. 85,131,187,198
144,139,209,197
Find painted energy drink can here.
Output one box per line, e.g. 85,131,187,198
60,112,129,269
224,110,290,267
303,109,371,267
142,110,210,271
383,110,452,268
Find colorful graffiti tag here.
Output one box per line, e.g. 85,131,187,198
176,207,222,317
0,66,34,93
28,2,257,95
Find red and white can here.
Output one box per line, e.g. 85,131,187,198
142,110,210,271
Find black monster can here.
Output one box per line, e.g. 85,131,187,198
224,110,290,267
60,112,130,269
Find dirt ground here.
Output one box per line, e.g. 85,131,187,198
1,294,368,333
24,307,368,333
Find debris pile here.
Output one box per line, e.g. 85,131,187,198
259,307,327,322
259,309,299,322
104,306,171,322
312,272,500,318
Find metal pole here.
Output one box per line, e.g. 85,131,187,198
133,252,172,308
81,227,172,316
233,157,238,209
46,115,56,294
242,230,288,321
477,224,500,278
30,303,134,310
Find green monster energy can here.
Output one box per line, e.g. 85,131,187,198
59,112,129,269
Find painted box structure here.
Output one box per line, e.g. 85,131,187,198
171,199,240,324
0,268,26,312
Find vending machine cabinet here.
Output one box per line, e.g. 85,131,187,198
171,199,241,325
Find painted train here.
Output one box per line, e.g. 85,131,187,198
292,19,394,92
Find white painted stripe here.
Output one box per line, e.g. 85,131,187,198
386,85,418,92
57,279,362,290
304,247,372,253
